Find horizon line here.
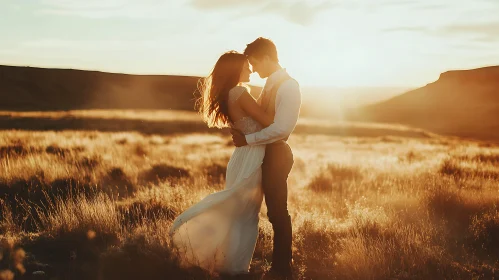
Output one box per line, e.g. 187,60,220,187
3,61,491,89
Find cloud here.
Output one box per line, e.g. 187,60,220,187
36,0,174,18
481,0,499,4
439,22,499,42
20,39,167,51
382,20,499,43
382,26,430,33
188,0,335,25
189,0,267,9
40,0,124,10
265,1,335,25
364,0,441,11
368,0,420,8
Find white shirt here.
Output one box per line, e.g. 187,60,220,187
245,68,301,145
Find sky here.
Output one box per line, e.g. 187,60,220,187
1,0,499,87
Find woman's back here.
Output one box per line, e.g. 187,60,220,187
227,86,263,135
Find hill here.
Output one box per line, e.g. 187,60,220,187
348,66,499,140
0,65,261,111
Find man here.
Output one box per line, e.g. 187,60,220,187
231,37,301,279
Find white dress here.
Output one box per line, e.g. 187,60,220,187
169,86,265,274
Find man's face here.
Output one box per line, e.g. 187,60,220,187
248,55,267,78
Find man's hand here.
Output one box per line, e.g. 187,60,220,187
230,128,248,147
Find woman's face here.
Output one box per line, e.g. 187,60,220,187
239,60,252,83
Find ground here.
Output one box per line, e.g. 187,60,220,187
1,110,499,280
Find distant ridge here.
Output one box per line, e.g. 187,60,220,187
348,66,499,140
0,65,261,111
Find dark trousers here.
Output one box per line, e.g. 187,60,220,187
262,141,294,273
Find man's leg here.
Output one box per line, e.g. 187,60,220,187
262,142,294,275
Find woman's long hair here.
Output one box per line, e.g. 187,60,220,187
196,51,246,128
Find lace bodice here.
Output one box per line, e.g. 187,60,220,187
232,116,263,135
228,86,263,135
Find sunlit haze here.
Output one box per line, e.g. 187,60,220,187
1,0,498,87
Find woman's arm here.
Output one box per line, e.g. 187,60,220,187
237,91,274,127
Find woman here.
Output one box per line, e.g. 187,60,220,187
169,51,274,275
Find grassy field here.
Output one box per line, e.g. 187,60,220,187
1,110,499,279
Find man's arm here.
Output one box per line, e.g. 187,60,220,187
245,80,301,145
238,91,274,128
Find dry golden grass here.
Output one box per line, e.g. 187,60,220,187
1,111,499,279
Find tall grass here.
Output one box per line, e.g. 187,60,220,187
1,128,499,279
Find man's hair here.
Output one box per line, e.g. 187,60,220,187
243,37,279,62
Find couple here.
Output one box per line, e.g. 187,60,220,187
169,37,301,279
